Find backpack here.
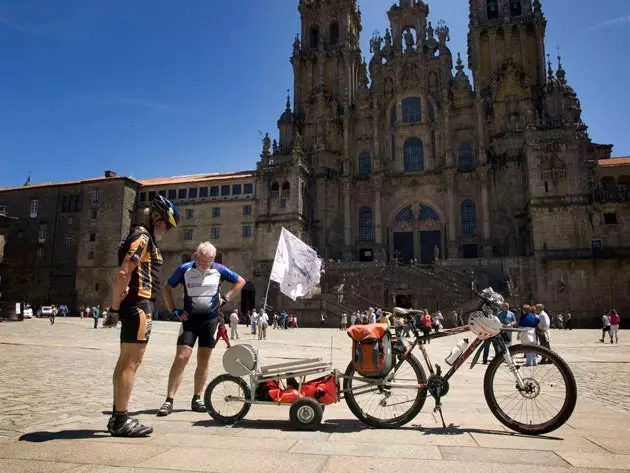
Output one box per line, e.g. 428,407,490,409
347,323,393,378
610,313,620,325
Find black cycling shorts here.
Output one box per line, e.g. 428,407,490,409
119,298,154,344
177,317,219,349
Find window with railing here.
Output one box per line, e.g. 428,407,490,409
210,186,219,197
190,187,199,198
184,228,194,241
244,183,254,194
461,200,477,237
404,138,424,172
281,182,290,199
221,185,230,196
211,226,220,240
402,97,422,123
30,200,39,218
178,189,187,200
358,206,373,241
168,189,176,200
242,225,252,238
358,152,371,176
458,142,474,171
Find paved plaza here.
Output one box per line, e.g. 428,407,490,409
0,317,629,473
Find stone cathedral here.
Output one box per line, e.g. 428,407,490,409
253,0,627,318
2,0,628,324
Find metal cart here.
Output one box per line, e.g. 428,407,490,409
203,344,338,430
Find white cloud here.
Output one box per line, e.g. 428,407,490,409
588,15,630,31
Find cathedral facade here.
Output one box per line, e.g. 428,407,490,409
2,0,629,324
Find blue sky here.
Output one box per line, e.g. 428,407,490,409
1,0,629,188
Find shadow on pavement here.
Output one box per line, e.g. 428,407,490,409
100,409,188,416
415,424,563,440
19,430,106,442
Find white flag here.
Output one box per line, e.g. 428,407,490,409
270,227,322,301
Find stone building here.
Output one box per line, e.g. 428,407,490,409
1,0,629,325
0,172,138,309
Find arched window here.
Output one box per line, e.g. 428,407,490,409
395,206,413,223
281,181,290,198
461,200,477,237
310,25,320,48
509,0,522,16
402,97,422,123
270,181,279,198
358,152,371,176
358,206,373,241
487,0,499,19
329,22,339,45
428,102,435,122
458,142,474,171
404,137,424,172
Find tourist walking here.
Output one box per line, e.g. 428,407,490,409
609,310,620,343
229,309,240,340
600,312,611,343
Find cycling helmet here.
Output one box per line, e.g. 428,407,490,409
151,195,180,228
468,311,503,340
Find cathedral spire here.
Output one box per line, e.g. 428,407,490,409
556,47,566,85
546,54,554,83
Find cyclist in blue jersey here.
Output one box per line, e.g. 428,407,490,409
157,241,245,416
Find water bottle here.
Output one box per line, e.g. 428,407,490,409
444,339,468,366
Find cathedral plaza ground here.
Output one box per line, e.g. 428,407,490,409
0,317,629,473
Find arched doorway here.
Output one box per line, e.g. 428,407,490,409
392,203,443,264
240,281,256,317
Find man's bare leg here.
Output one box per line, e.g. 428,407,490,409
156,345,192,416
167,346,193,399
194,347,213,397
113,343,147,413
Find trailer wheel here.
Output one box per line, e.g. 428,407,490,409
289,398,323,431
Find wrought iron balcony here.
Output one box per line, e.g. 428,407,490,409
592,188,630,203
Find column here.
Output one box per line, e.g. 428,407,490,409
443,89,453,167
518,25,527,74
476,90,486,163
536,24,546,85
447,175,458,258
372,102,379,172
307,60,313,97
374,184,382,245
332,56,338,97
504,25,512,60
318,54,324,89
488,30,497,76
481,180,490,239
343,182,351,246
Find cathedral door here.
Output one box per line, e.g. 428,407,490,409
420,231,441,264
240,281,256,317
393,232,414,264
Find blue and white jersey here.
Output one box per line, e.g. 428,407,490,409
167,261,240,320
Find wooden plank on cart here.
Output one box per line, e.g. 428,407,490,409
257,363,333,382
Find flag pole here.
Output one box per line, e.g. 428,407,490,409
262,276,272,312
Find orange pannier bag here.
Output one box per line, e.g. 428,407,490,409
347,323,393,378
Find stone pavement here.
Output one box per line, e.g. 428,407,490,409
1,317,629,473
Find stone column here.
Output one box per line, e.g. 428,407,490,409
476,90,486,164
307,60,313,97
446,172,458,258
343,182,351,246
374,180,383,245
481,178,491,240
488,30,497,76
443,89,453,167
535,24,546,85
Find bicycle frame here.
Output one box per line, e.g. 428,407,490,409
385,301,528,392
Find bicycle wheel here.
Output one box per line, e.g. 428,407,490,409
204,374,251,424
343,354,427,428
484,344,577,435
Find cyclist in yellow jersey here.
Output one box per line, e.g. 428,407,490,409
103,195,180,437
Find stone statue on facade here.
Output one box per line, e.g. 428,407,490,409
293,34,300,57
404,29,414,52
369,31,382,54
434,245,440,263
262,133,271,157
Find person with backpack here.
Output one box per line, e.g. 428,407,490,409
609,310,621,344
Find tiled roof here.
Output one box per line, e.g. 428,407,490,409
598,157,630,167
138,171,255,186
0,170,256,193
0,176,132,192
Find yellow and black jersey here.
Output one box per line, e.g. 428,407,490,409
118,225,164,301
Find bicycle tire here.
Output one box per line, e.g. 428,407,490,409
204,374,251,425
484,344,577,435
343,354,427,428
